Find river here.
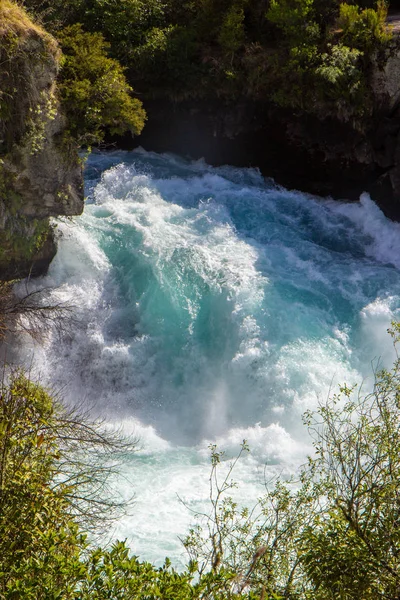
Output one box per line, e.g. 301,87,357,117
15,149,400,565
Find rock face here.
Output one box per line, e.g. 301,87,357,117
132,39,400,221
0,1,83,280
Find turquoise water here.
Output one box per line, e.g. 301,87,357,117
20,149,400,564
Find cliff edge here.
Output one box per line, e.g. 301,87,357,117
0,0,83,279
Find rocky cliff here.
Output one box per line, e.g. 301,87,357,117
0,0,83,279
131,35,400,220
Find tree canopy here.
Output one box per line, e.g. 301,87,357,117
23,0,393,120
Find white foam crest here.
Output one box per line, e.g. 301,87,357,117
110,417,171,454
92,168,267,314
273,336,359,418
328,193,400,268
199,422,311,466
232,316,269,366
133,147,265,186
55,219,110,278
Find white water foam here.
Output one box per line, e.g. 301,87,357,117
12,150,400,565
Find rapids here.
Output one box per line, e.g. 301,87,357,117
15,149,400,564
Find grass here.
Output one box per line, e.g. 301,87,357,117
0,0,59,57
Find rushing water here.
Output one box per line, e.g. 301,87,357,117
15,149,400,565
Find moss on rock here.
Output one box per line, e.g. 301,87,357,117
0,0,83,280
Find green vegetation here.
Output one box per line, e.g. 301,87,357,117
0,373,85,598
0,218,51,265
2,325,400,598
0,0,60,153
338,0,392,51
1,0,394,152
0,370,138,599
0,162,50,265
22,0,393,122
0,0,145,151
57,24,146,146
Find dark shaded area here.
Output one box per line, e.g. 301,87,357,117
107,100,400,222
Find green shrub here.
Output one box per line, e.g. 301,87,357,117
79,543,197,600
57,24,146,145
22,0,391,119
0,372,277,599
76,0,165,57
338,1,391,51
183,324,400,599
299,326,400,598
218,5,246,59
131,25,177,75
266,0,316,42
0,373,85,598
130,24,203,98
4,324,400,598
315,43,364,104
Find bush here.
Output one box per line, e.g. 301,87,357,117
218,5,246,60
314,43,364,111
22,0,392,118
0,373,84,598
338,1,391,51
266,0,316,42
73,0,165,58
79,543,197,600
300,325,400,598
57,24,146,146
184,323,400,599
0,370,266,598
0,370,139,598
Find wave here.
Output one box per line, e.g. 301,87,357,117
13,149,400,563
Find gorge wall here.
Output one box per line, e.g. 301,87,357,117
0,0,83,280
132,36,400,221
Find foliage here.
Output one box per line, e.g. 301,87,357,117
0,202,53,269
0,0,57,48
74,0,166,59
183,324,400,599
21,0,393,116
0,371,275,599
262,0,389,112
23,90,58,155
0,0,60,153
218,5,246,60
0,370,140,598
338,1,391,51
300,325,400,599
79,542,197,600
266,0,316,42
0,373,85,598
183,442,314,598
57,24,146,146
314,43,364,112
